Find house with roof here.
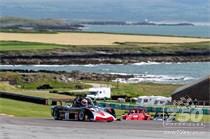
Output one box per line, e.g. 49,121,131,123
172,75,210,105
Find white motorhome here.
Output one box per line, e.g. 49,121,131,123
86,87,111,99
136,96,171,106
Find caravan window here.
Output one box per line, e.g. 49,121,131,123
88,92,97,95
144,99,148,103
160,101,164,104
137,98,142,103
154,100,159,104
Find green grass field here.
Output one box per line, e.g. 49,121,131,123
19,78,90,90
0,98,51,117
0,41,65,51
111,82,179,97
0,82,75,99
0,72,91,99
84,80,180,97
0,41,209,53
0,80,179,99
0,72,90,90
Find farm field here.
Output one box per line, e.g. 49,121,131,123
1,32,210,46
0,40,209,54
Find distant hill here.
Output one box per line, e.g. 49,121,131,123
0,17,84,32
79,20,194,26
0,16,195,33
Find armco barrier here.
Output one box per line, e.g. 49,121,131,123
0,91,57,105
97,102,210,115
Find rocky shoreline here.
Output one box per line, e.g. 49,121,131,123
0,69,134,82
0,52,210,64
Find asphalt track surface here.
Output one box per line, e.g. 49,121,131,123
0,116,209,139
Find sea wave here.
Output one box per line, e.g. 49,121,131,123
112,74,195,84
131,62,173,66
132,62,160,66
32,64,98,67
32,65,66,67
0,65,24,67
82,64,98,67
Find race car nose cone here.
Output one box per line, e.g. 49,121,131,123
95,116,115,122
98,111,105,116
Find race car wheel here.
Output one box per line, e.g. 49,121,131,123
78,111,85,121
53,110,60,120
84,110,94,121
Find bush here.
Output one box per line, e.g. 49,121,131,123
49,90,58,93
37,84,53,90
75,84,84,90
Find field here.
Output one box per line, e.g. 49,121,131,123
0,40,210,55
1,32,210,46
0,71,180,98
95,82,176,97
0,72,91,99
111,82,179,97
0,82,75,99
0,80,179,98
0,41,65,51
0,98,50,117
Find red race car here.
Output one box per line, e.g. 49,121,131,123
122,108,152,120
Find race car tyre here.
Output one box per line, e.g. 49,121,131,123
84,109,94,121
53,110,60,120
78,110,85,121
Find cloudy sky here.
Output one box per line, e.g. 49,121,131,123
0,0,209,22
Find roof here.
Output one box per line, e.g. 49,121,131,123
172,75,210,95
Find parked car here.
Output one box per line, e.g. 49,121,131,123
51,97,116,122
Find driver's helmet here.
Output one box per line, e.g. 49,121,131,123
81,98,88,106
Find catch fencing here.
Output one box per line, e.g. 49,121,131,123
97,101,210,115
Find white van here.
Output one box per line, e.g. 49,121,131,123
86,87,111,99
136,96,171,106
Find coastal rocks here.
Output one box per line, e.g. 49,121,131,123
0,70,134,84
1,52,210,65
68,71,134,81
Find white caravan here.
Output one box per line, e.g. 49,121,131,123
86,87,111,99
136,96,171,106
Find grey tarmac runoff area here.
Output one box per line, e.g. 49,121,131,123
0,116,209,139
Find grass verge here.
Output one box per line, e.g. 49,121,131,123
0,41,209,53
84,80,180,97
0,82,75,99
111,82,179,97
0,98,51,117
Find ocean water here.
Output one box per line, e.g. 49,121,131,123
1,62,210,84
84,25,210,38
